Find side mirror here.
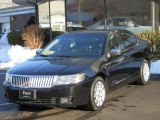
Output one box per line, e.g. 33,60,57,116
102,53,111,61
109,49,121,56
36,49,43,55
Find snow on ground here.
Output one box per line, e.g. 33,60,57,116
0,32,159,74
150,60,160,74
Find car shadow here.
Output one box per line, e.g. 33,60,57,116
18,105,53,112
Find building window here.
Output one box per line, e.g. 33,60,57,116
66,0,152,33
39,0,66,32
38,0,159,34
39,1,50,28
105,0,151,33
66,0,105,31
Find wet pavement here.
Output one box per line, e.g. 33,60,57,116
0,70,160,120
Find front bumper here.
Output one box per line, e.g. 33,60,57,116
3,80,92,107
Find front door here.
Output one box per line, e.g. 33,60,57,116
104,32,131,89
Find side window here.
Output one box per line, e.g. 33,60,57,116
108,34,123,52
118,31,137,50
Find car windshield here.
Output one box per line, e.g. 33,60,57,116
41,33,106,57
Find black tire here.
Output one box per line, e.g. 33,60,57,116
136,59,150,85
85,77,107,111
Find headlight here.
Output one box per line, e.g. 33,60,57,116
55,73,85,85
5,73,12,83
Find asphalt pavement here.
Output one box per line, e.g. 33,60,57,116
0,70,160,120
0,70,7,104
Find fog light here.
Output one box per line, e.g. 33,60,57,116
60,97,74,104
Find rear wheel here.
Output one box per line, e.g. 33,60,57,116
136,59,150,85
85,77,107,111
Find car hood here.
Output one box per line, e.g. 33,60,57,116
8,56,99,76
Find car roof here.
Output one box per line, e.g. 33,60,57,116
67,29,131,35
69,30,110,34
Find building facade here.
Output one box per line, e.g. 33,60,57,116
5,0,160,34
0,1,35,33
36,0,160,34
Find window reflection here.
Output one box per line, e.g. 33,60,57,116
105,0,152,33
39,1,49,28
39,0,65,32
50,0,65,31
38,0,158,33
66,0,105,31
66,0,152,33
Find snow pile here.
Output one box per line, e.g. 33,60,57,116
150,60,160,74
8,45,36,63
0,31,9,46
0,31,11,64
0,32,36,69
0,45,11,63
0,45,36,69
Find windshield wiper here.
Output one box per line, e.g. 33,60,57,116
57,55,77,58
39,54,48,57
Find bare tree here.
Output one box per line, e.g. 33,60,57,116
22,24,44,49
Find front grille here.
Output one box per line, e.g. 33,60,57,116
11,75,56,88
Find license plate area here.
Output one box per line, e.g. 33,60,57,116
19,90,36,100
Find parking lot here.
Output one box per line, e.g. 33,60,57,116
0,70,160,120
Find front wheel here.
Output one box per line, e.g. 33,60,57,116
136,59,150,85
85,77,107,111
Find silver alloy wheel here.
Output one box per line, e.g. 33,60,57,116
143,62,150,82
93,81,106,107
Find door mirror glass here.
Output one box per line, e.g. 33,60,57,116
109,49,121,56
36,49,43,55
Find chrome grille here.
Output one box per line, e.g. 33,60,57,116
11,75,56,88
